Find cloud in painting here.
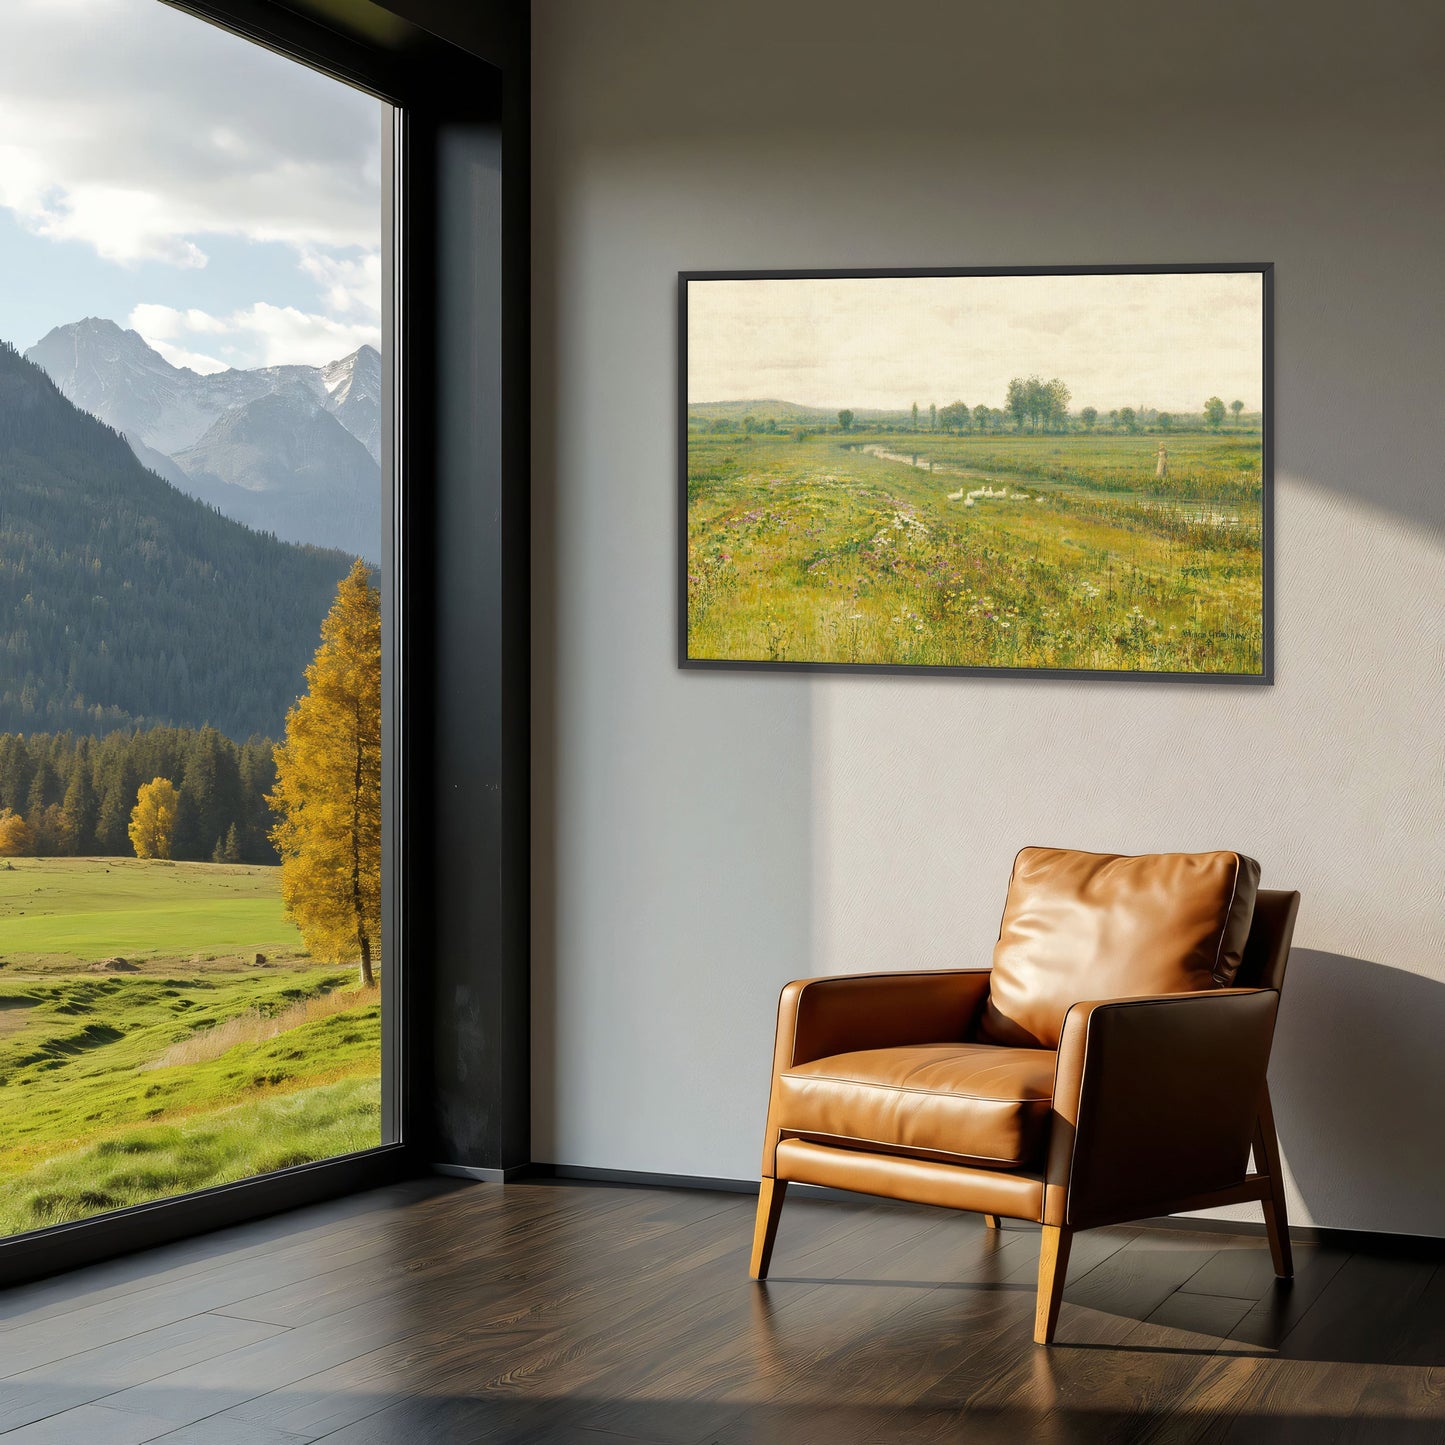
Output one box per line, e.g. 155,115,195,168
687,272,1265,414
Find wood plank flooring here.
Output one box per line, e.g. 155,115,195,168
1,1178,1441,1443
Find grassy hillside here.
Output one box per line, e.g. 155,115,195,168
0,858,380,1234
0,340,355,738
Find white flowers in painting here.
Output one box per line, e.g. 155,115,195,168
873,509,930,549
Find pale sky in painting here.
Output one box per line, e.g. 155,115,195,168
687,271,1264,414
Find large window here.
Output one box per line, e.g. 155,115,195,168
0,0,395,1236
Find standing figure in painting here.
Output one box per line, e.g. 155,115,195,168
1156,443,1169,479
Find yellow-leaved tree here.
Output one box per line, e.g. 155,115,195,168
0,807,31,857
128,778,179,859
268,560,382,988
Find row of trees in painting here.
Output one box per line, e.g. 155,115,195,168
699,379,1255,440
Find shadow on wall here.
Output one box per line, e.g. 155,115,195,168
1272,950,1445,1240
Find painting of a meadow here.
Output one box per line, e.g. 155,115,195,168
682,268,1270,678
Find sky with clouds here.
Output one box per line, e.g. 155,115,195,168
688,272,1264,414
0,0,385,372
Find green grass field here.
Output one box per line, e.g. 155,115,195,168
686,428,1264,674
0,858,381,1234
0,856,308,964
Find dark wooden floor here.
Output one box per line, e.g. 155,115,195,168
1,1178,1442,1444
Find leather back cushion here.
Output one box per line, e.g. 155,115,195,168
976,847,1261,1049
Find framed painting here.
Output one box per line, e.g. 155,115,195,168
679,264,1273,682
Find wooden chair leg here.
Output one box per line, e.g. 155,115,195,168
750,1177,788,1280
1254,1083,1293,1279
1034,1225,1072,1345
982,1214,1001,1230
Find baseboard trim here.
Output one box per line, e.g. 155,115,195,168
520,1162,759,1194
431,1162,532,1183
1140,1211,1445,1256
513,1162,1445,1254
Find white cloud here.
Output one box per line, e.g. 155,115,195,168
1,0,387,369
297,249,382,319
231,302,381,368
131,304,230,338
130,301,380,372
0,0,382,267
128,303,232,371
151,343,232,375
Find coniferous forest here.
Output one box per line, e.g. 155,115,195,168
0,726,279,863
0,341,356,738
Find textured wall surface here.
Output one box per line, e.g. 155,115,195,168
531,0,1445,1233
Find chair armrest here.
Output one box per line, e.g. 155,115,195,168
773,970,993,1073
760,970,991,1177
1044,988,1280,1227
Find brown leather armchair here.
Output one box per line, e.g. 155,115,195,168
750,847,1300,1345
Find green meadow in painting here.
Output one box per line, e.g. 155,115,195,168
684,271,1267,677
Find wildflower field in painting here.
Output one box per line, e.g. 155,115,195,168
685,424,1264,675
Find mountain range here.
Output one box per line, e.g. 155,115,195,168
26,319,381,561
0,340,354,739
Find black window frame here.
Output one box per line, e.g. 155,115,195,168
0,0,530,1287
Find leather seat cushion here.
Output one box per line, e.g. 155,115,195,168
977,847,1262,1050
774,1042,1056,1170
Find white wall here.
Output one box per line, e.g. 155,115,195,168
531,0,1445,1235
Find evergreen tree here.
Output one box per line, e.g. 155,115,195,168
181,727,241,860
268,561,382,987
26,759,61,818
28,804,65,856
60,762,97,854
173,785,203,862
239,739,279,863
0,734,31,813
96,743,143,855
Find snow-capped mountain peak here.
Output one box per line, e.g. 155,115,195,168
319,345,381,461
26,320,379,460
322,343,380,401
24,318,383,559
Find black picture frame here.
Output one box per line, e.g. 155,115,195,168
678,263,1274,685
